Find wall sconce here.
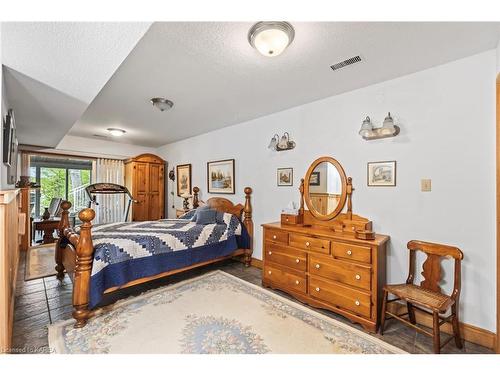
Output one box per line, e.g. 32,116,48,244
268,132,296,151
359,112,400,140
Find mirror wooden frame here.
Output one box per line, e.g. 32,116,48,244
303,156,348,220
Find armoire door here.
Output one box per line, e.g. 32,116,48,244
133,162,150,221
148,163,164,220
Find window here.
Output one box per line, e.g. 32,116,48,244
29,155,92,217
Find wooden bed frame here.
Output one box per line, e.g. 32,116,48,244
54,186,253,328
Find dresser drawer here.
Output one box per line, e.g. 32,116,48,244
309,254,371,291
309,277,371,318
289,234,330,254
265,243,307,272
263,265,306,294
332,241,371,263
265,229,289,245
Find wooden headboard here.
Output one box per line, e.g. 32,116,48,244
192,186,253,249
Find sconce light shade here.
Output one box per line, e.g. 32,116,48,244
358,116,373,138
268,132,296,151
379,112,396,136
268,134,279,150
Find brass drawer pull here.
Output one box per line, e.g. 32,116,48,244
286,217,289,221
355,274,361,280
315,287,320,292
295,258,300,263
268,251,272,255
268,270,272,275
346,250,353,256
272,235,277,240
315,264,320,269
295,280,300,285
305,241,310,247
355,300,360,306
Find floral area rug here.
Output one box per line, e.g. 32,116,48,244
48,270,405,354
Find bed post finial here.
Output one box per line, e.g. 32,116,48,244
73,208,95,328
55,201,72,281
243,187,253,267
193,186,200,209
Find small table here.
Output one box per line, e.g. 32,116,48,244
33,217,61,244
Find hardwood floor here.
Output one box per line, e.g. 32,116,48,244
12,252,492,354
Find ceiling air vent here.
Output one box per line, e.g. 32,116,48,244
93,134,109,139
330,55,362,71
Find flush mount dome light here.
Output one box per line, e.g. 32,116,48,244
248,21,294,57
151,97,174,112
107,128,126,137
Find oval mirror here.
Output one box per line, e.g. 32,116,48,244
304,157,347,220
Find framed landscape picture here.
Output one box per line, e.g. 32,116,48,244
367,161,396,187
176,164,192,196
277,168,293,186
207,159,235,194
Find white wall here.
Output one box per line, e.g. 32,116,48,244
157,50,497,332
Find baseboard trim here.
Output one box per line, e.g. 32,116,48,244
250,257,263,269
387,302,496,350
234,256,263,269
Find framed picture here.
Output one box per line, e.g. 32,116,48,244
207,159,235,194
309,171,320,186
367,161,397,187
277,168,293,186
176,164,192,197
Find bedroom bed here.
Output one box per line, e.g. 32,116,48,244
54,186,253,328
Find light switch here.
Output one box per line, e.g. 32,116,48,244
421,179,431,192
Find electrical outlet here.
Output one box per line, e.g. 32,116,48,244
421,179,432,192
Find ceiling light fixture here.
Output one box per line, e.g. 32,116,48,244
248,21,294,57
107,128,126,137
151,97,174,112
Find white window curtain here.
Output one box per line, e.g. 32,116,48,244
91,158,125,224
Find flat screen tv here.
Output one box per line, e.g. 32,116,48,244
2,109,16,167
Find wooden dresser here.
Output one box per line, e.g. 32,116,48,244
262,156,390,333
262,221,388,332
124,153,165,221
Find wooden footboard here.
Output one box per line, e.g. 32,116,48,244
55,201,96,327
54,186,253,328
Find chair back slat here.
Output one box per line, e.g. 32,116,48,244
407,240,463,260
420,253,443,293
406,240,463,296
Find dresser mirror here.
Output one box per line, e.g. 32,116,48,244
303,156,347,220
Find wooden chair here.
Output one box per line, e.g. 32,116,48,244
379,240,464,354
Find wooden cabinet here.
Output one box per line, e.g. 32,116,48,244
124,154,165,221
262,222,389,332
0,189,20,352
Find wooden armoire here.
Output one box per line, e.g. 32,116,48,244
124,153,166,221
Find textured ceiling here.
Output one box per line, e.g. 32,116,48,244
1,22,151,146
3,22,500,148
69,22,500,147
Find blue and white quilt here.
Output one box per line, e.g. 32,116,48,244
77,212,250,308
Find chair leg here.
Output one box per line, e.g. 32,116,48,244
451,305,463,349
432,312,441,354
407,302,416,324
379,290,388,335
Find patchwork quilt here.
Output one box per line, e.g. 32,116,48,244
72,212,250,308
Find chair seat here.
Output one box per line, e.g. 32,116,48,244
384,283,454,313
